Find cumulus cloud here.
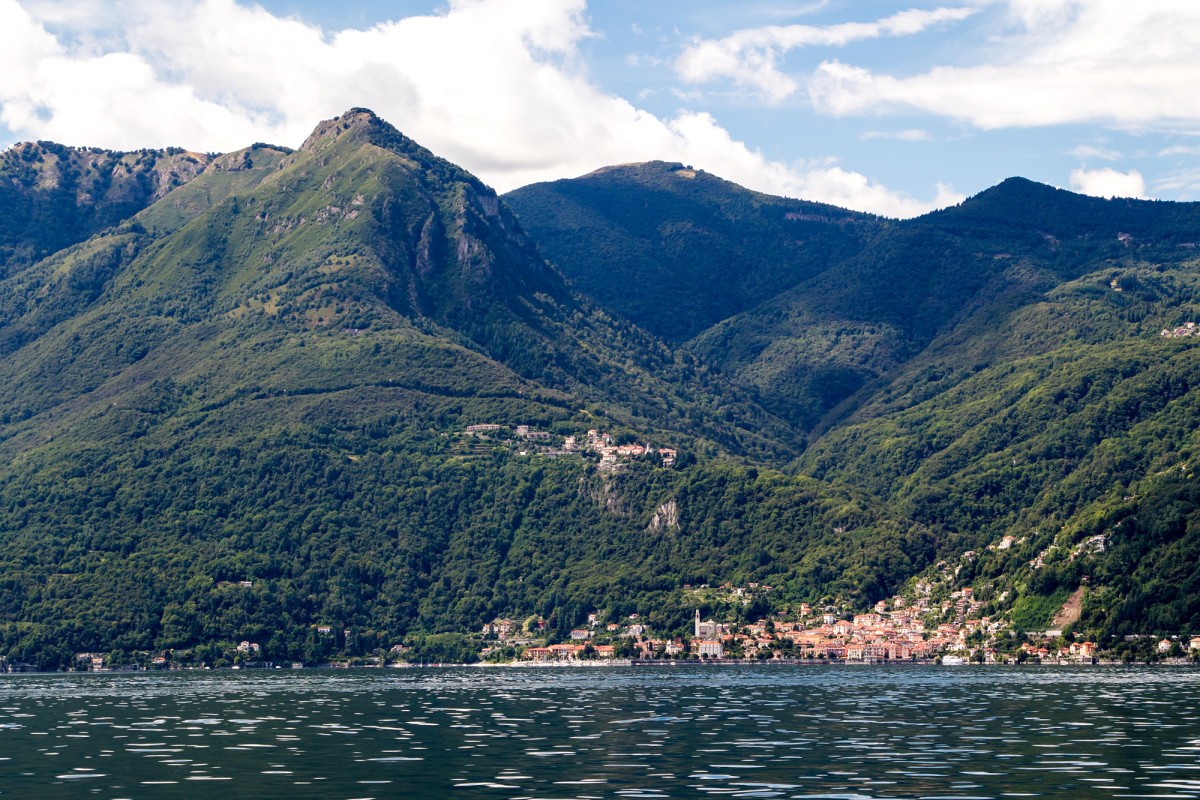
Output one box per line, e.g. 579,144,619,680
0,0,956,218
808,1,1200,131
675,7,977,103
1069,167,1146,198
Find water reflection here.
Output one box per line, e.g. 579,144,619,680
0,666,1198,798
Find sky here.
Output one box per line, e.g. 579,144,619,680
2,0,1199,218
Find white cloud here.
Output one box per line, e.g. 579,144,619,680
860,129,932,141
1069,166,1146,198
1067,144,1120,161
1159,144,1200,157
1152,168,1200,199
675,7,978,104
0,0,956,218
808,1,1200,131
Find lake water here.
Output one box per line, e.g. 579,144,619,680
2,665,1199,799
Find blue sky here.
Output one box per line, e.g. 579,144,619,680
1,0,1198,217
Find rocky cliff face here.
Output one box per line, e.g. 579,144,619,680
647,500,679,531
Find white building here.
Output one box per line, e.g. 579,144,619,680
694,610,719,638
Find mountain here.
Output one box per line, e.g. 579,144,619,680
0,110,939,669
687,178,1200,429
503,161,881,343
509,166,1200,641
4,110,1200,669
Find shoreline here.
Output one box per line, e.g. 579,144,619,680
3,657,1194,674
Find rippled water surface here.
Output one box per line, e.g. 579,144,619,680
2,665,1200,798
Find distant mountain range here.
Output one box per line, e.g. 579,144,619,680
1,109,1199,667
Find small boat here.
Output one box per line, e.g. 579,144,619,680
941,655,965,665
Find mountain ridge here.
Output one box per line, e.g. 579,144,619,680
1,111,1199,668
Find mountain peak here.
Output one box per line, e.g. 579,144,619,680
299,107,389,153
297,108,488,195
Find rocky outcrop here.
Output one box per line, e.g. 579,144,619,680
646,499,679,532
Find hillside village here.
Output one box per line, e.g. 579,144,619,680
1160,321,1199,337
474,580,1198,667
461,424,677,470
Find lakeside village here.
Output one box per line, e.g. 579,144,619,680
28,571,1200,673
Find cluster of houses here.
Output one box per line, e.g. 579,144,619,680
1161,322,1197,337
72,640,266,671
71,652,169,671
493,593,1015,663
571,429,677,470
463,423,677,469
524,643,618,661
1022,640,1098,660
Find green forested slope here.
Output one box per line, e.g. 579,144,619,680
0,418,932,667
798,259,1200,639
503,161,880,343
688,179,1200,429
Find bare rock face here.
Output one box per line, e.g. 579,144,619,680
646,499,679,531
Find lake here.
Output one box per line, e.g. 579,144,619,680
1,665,1199,798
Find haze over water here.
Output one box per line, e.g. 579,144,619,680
1,665,1199,799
